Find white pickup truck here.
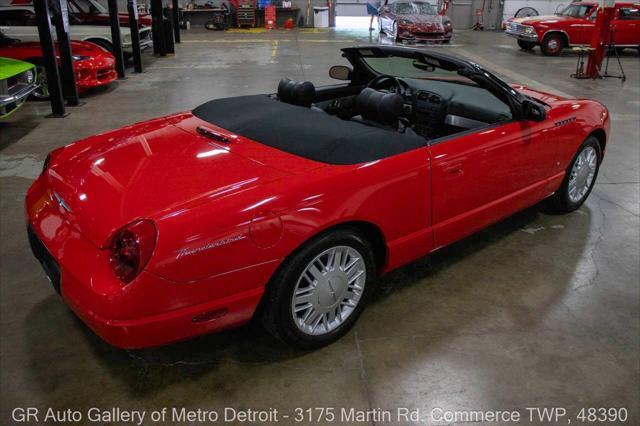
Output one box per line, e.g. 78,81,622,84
0,5,152,56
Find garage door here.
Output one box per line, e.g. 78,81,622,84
336,0,370,16
448,0,474,28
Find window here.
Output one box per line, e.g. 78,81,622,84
557,4,594,18
0,9,37,26
68,0,107,15
618,7,640,20
361,54,474,82
393,1,436,15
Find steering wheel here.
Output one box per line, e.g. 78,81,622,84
366,74,410,97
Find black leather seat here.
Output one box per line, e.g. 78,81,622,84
278,78,316,107
351,88,405,132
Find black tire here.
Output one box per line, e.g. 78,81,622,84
517,40,536,50
541,33,565,56
86,38,113,54
262,228,377,349
551,136,602,213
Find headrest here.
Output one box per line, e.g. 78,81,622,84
356,88,404,125
277,78,316,107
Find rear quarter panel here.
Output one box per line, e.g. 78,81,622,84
147,146,432,295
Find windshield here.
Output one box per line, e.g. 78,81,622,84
69,0,108,15
361,54,473,83
394,2,436,15
557,4,594,17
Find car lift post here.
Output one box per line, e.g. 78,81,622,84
584,0,616,78
107,0,126,79
172,0,181,43
151,0,167,56
33,0,66,117
127,0,143,73
50,0,80,106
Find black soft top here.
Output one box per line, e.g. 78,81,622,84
192,95,425,165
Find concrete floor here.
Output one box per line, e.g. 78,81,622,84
1,28,639,425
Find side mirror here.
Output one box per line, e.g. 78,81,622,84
522,99,546,122
329,65,352,81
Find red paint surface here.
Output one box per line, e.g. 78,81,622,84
25,86,610,349
0,40,116,92
507,2,640,47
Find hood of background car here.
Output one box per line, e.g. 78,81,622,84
44,113,292,247
397,14,442,25
0,57,33,78
1,40,107,58
511,14,578,25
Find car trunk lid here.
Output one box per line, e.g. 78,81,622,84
45,113,293,247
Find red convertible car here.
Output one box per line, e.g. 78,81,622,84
26,46,609,350
379,0,453,42
505,2,640,55
0,33,117,99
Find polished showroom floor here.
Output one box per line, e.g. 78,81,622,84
1,28,638,425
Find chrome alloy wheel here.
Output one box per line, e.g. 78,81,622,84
291,246,366,336
568,146,597,203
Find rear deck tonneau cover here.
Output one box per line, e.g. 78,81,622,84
192,95,426,165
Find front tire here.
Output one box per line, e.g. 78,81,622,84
517,40,536,50
552,136,601,212
541,33,565,56
262,229,376,349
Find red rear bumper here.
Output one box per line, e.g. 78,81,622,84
25,175,269,349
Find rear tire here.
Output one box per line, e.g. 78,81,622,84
262,229,376,349
517,40,536,50
551,136,601,212
541,33,565,56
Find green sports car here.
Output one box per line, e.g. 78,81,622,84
1,57,38,118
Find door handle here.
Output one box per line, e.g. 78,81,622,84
444,162,464,177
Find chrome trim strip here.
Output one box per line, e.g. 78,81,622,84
444,114,489,129
0,83,38,107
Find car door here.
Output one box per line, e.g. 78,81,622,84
613,5,640,45
429,117,555,249
572,5,598,45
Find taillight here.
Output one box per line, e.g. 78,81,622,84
109,220,157,284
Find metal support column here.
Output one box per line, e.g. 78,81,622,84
50,0,79,105
172,0,180,43
151,0,167,56
127,0,143,72
107,0,126,78
33,0,66,117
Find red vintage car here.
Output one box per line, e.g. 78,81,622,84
505,2,640,56
379,0,452,42
0,33,116,99
26,46,609,350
